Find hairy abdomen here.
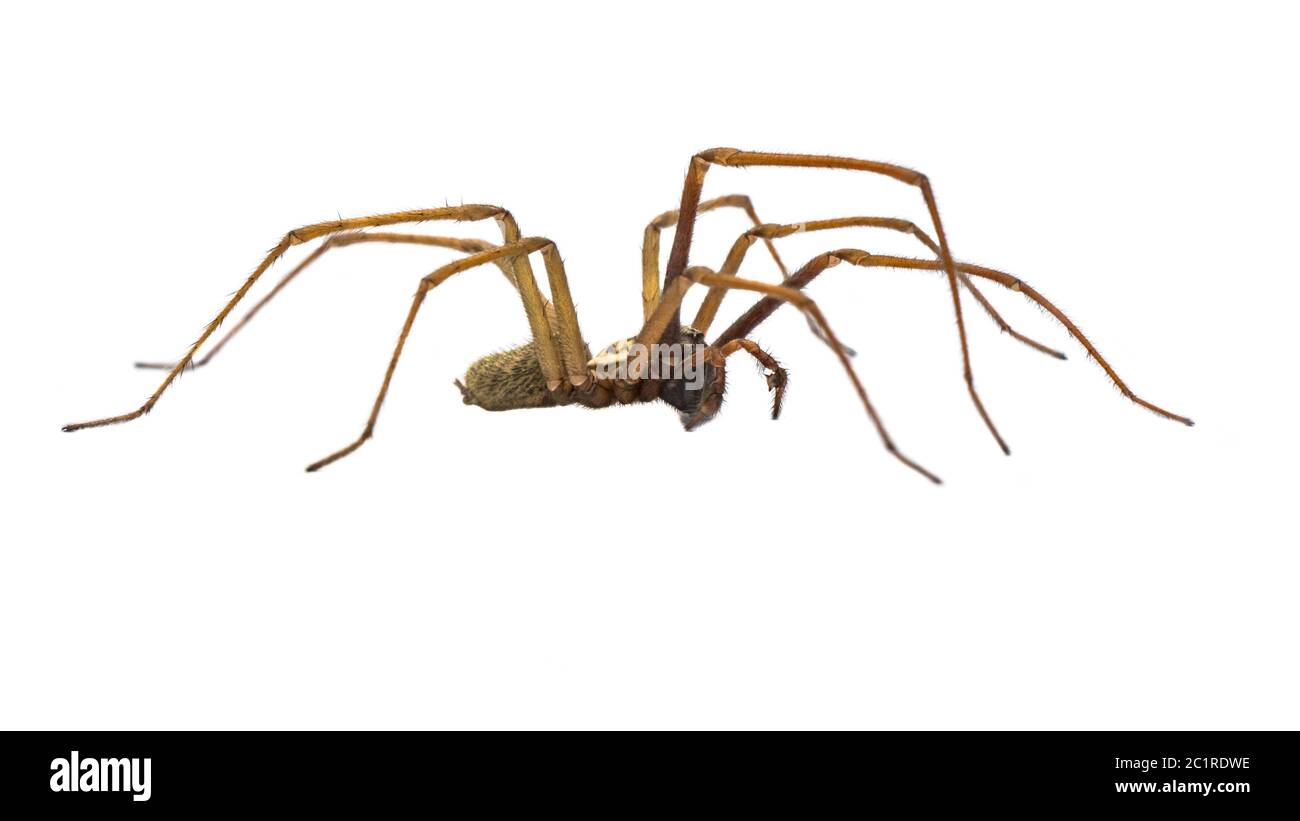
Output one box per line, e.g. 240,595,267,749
457,341,557,411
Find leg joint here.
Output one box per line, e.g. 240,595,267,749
696,147,741,165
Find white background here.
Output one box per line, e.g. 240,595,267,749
2,1,1296,729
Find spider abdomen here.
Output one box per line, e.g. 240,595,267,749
456,341,557,411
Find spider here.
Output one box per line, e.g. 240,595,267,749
62,148,1192,483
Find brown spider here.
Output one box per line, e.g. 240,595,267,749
62,148,1192,483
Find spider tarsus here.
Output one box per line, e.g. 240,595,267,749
966,387,1011,456
305,453,337,472
305,440,364,472
1006,329,1068,361
1133,396,1195,427
884,442,943,485
134,359,205,371
982,423,1011,455
906,459,943,485
62,409,143,432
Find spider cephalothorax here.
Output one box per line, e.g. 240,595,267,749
64,148,1192,483
659,328,725,429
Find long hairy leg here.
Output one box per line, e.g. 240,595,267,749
642,194,787,320
63,205,534,432
644,194,851,353
639,265,941,484
693,217,1067,361
663,148,1009,455
134,233,510,371
715,250,1193,427
307,237,592,472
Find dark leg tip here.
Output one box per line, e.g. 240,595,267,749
136,359,204,371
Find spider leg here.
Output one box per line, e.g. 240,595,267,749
639,266,940,484
134,233,511,371
307,237,591,472
716,250,1193,427
718,338,788,420
643,194,851,354
663,148,1009,455
62,205,556,432
642,194,787,320
694,218,1067,361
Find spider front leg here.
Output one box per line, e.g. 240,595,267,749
306,237,591,472
664,149,1009,454
693,217,1068,362
715,250,1193,427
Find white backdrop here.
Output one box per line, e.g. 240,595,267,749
3,1,1296,729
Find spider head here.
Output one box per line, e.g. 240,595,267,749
588,326,727,428
655,327,726,431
